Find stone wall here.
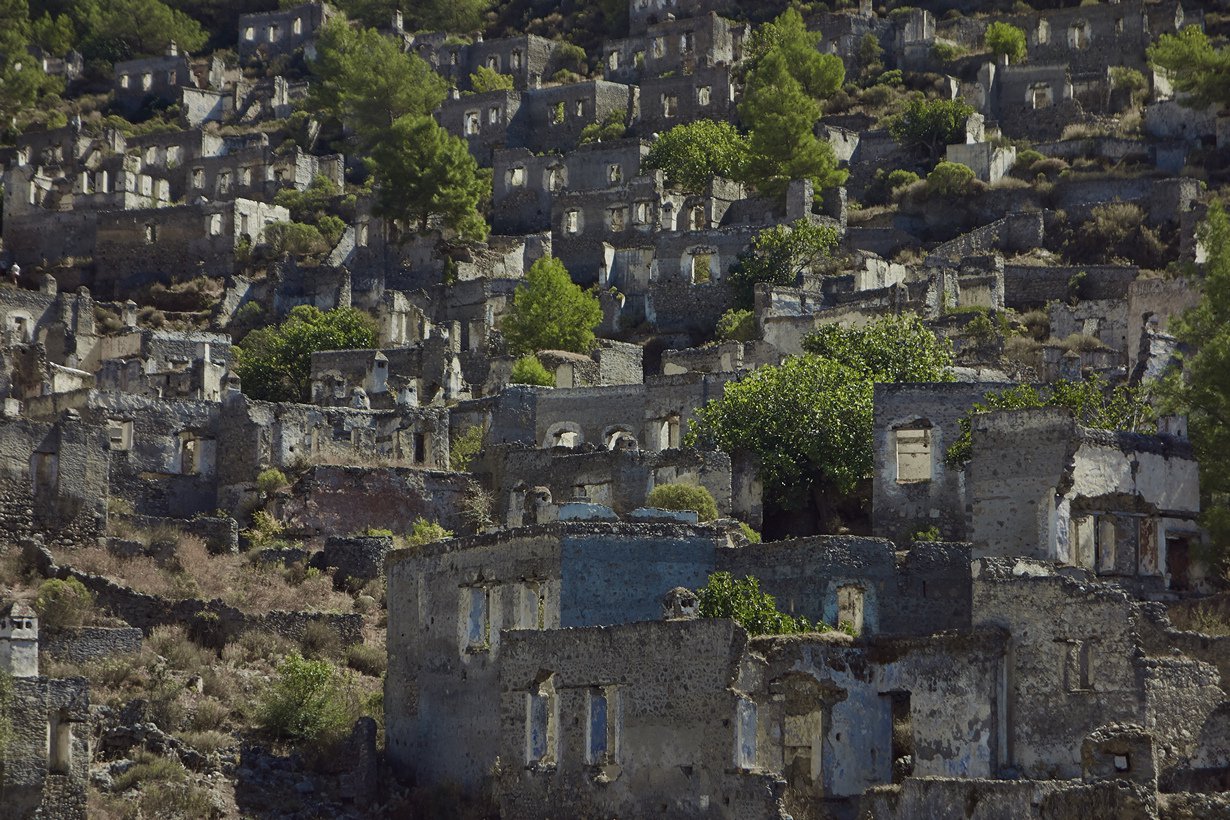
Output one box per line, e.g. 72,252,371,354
495,619,784,820
1003,264,1137,310
278,465,472,538
43,625,143,664
718,536,971,637
872,382,1011,546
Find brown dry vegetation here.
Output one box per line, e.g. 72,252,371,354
68,534,353,613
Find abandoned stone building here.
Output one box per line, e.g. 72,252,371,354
0,603,90,820
1,0,1229,814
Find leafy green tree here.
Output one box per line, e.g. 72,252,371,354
689,314,953,508
1167,203,1230,567
501,256,602,356
739,9,846,198
0,0,63,127
468,64,513,93
945,376,1156,468
510,354,555,386
368,114,490,241
802,313,958,383
642,120,750,193
68,0,207,61
646,483,719,521
889,96,976,160
259,653,355,744
728,219,839,308
308,18,447,145
29,12,75,54
1148,26,1230,109
236,306,377,402
695,572,818,635
984,21,1026,63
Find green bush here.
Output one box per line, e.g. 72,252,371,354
696,572,819,635
646,483,719,522
926,161,976,197
34,578,94,633
404,518,453,547
258,653,354,744
256,468,288,495
715,308,757,342
886,169,920,192
449,425,485,471
468,65,514,93
510,354,555,387
738,521,762,544
264,221,329,256
930,41,961,62
984,22,1027,63
913,525,941,542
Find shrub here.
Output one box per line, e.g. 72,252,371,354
1013,149,1044,175
913,525,941,542
886,169,920,190
930,41,961,62
189,697,230,732
646,483,719,522
404,518,453,548
449,425,484,471
738,521,762,544
264,221,329,256
256,468,288,495
695,572,818,635
246,510,284,547
258,653,354,744
300,621,342,660
468,64,514,93
34,578,94,633
345,643,387,677
510,354,554,387
926,161,976,197
715,308,757,342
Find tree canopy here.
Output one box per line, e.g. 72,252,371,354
501,256,603,357
689,314,953,508
984,22,1026,63
889,96,976,159
945,376,1156,468
1167,202,1230,567
739,9,846,198
727,219,839,309
1148,26,1230,109
307,18,447,145
0,0,63,128
368,114,490,241
236,306,378,402
643,120,750,193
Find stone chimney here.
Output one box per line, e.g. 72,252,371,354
0,602,40,677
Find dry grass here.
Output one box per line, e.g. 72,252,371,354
65,535,352,613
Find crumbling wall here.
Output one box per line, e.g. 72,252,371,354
278,466,472,537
